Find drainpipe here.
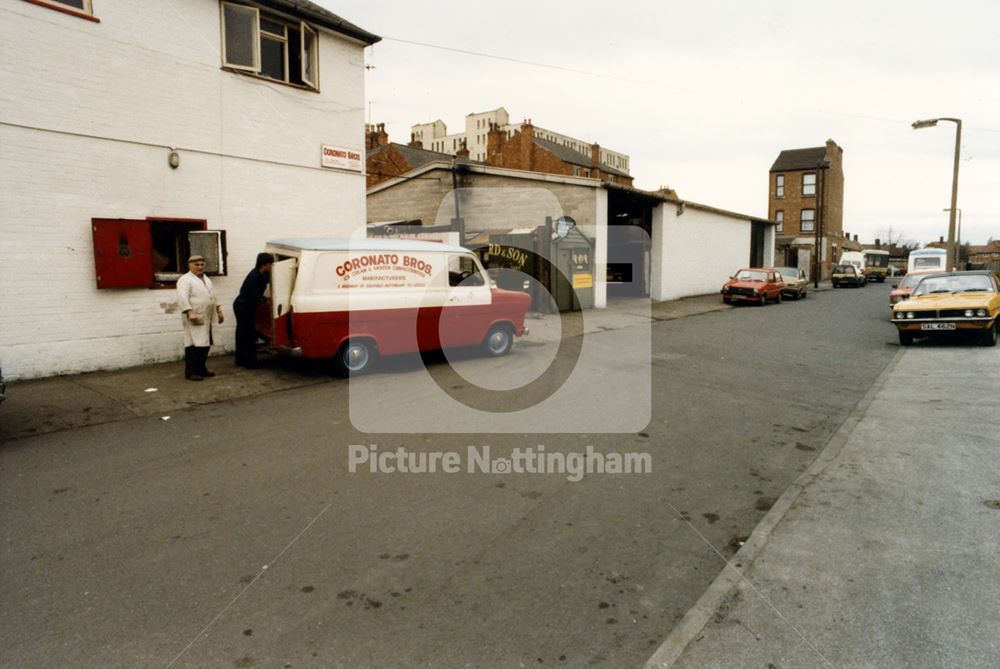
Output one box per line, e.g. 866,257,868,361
451,160,465,243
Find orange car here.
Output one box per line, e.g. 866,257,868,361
889,271,934,308
721,268,785,305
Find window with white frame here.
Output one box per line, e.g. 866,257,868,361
803,173,816,196
775,174,785,197
221,2,319,89
800,209,815,232
30,0,93,15
775,210,784,232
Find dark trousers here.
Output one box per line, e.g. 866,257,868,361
184,346,210,378
233,303,258,367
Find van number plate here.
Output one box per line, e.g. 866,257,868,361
921,323,956,330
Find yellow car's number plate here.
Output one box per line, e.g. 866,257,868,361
921,323,956,331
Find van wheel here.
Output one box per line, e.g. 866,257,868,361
483,324,513,356
899,331,914,347
334,339,375,377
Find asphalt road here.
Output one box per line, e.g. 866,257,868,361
0,282,901,668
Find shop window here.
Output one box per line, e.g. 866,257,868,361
92,218,226,289
220,1,318,90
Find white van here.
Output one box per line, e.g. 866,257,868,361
907,247,948,274
260,238,531,376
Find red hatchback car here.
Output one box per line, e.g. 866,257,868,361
721,268,785,305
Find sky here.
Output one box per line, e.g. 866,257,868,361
325,0,1000,245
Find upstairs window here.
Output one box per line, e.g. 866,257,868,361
775,174,784,197
803,173,816,196
800,209,815,232
25,0,98,20
775,210,784,232
221,2,319,90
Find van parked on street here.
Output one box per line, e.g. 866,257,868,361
260,239,531,376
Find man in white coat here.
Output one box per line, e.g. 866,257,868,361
177,255,224,381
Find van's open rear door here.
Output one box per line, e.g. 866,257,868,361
270,258,297,349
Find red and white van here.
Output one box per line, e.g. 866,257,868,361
258,239,531,376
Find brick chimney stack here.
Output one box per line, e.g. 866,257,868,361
365,123,389,151
519,120,535,171
590,143,601,169
486,121,508,165
854,234,859,242
455,139,470,160
408,132,422,149
875,238,881,248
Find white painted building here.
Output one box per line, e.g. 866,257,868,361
411,107,630,173
0,0,379,380
650,199,776,301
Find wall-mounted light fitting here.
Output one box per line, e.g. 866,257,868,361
168,150,180,169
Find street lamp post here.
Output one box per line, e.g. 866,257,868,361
942,207,962,269
912,117,962,270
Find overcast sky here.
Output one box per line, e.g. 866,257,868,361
327,0,999,245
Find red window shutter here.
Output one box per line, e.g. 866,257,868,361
92,219,153,288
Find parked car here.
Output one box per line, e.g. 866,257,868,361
889,271,934,308
832,264,865,288
891,271,1000,347
721,268,785,306
776,266,808,299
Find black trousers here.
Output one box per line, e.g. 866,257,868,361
233,302,258,367
184,346,210,378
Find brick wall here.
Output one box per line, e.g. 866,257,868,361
0,0,368,379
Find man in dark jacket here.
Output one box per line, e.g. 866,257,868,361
233,252,274,368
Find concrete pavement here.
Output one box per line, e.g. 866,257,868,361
647,341,1000,668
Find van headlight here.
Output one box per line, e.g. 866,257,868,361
906,312,915,319
977,309,988,317
964,309,974,318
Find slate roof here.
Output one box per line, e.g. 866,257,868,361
770,147,829,173
260,1,380,45
367,143,484,170
532,137,630,178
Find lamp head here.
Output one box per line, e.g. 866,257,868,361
911,119,939,129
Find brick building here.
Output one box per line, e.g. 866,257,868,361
485,121,633,187
968,240,1000,271
0,0,378,380
409,107,631,183
365,123,473,188
768,139,845,280
368,116,633,188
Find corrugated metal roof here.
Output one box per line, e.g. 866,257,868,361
769,147,829,172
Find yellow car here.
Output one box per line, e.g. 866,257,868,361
891,271,1000,347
